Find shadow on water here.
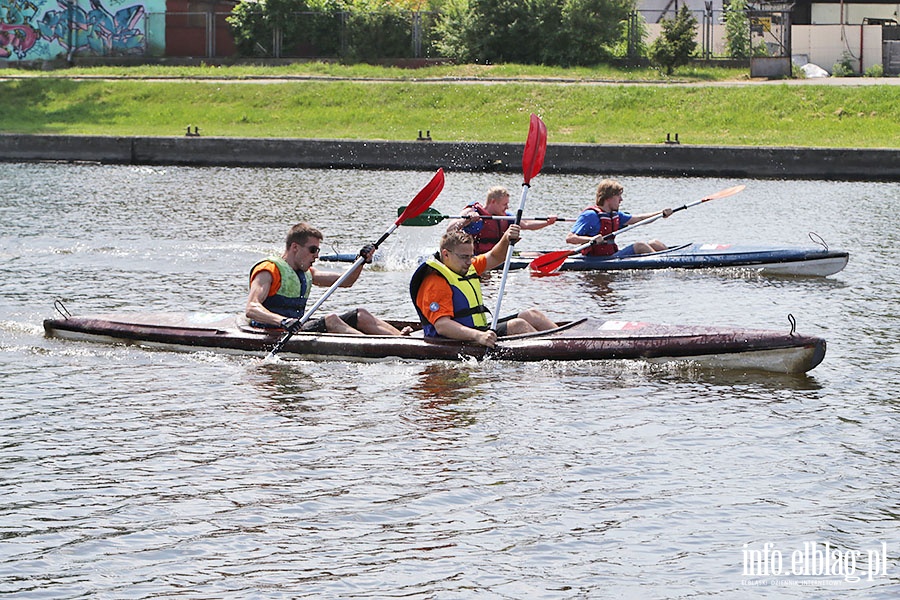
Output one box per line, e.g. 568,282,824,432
251,362,324,416
403,363,482,431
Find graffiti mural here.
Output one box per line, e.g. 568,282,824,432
1,0,159,60
0,0,39,58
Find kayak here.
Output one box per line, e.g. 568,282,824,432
320,242,849,277
43,311,826,374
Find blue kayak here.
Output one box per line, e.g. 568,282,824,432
320,242,849,277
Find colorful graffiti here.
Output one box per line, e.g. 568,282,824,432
1,0,147,60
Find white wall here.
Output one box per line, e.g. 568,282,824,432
792,25,883,73
811,4,900,24
643,22,885,75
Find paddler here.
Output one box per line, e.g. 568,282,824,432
410,224,557,348
567,179,674,256
247,222,409,335
446,186,558,253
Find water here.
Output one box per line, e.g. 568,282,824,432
1,162,898,598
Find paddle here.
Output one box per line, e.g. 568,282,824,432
491,113,548,331
528,184,746,275
266,168,446,358
398,206,574,227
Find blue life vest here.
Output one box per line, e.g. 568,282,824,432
409,255,490,337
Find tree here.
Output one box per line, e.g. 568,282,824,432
649,5,698,75
724,0,751,59
548,0,636,66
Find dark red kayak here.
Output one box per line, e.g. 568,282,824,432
43,311,826,374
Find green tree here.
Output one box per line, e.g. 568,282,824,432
433,0,478,61
227,0,270,57
466,0,546,64
547,0,635,66
649,5,698,75
724,0,750,59
345,7,415,60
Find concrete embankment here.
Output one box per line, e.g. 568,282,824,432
2,134,898,181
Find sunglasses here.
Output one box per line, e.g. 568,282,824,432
307,245,320,254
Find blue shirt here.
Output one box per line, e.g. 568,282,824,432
570,210,633,237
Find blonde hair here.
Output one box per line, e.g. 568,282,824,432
486,186,510,203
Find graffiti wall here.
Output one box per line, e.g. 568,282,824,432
0,0,165,61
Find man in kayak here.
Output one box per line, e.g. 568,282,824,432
566,179,673,257
410,224,557,347
447,186,558,253
246,222,409,335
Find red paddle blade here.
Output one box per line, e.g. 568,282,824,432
529,249,572,274
703,184,746,201
522,114,548,185
396,168,445,225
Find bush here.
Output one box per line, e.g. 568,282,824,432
227,0,270,57
649,5,698,75
547,0,635,66
608,9,648,61
831,52,855,77
864,63,884,77
345,8,415,60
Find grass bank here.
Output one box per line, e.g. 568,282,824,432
1,63,898,148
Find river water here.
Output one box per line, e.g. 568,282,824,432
1,162,898,598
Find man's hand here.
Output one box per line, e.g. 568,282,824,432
475,329,498,347
546,215,558,224
461,208,481,222
506,223,521,244
280,317,302,333
662,208,674,218
359,243,377,263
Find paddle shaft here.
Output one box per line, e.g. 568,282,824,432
397,206,573,227
491,185,528,331
445,215,570,222
490,113,547,331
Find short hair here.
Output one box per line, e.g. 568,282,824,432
440,230,474,252
285,223,323,249
486,186,510,203
595,179,624,206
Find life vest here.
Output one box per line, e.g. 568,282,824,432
249,256,312,326
581,206,620,257
471,203,509,254
409,255,490,337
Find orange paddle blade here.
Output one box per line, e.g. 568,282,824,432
702,184,746,202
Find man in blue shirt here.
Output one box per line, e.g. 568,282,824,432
566,179,673,257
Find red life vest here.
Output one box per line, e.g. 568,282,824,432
582,206,620,257
471,203,509,254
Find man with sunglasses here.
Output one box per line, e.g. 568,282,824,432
410,224,557,348
246,222,408,335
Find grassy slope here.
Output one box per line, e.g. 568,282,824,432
1,64,898,147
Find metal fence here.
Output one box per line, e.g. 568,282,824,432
5,8,746,62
